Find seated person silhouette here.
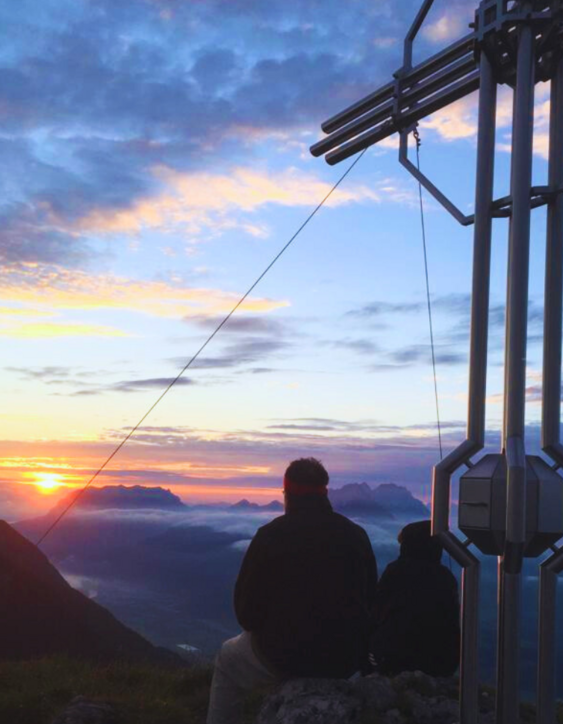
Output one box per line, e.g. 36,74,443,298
370,519,460,677
206,458,378,724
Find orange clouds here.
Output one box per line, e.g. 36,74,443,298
421,81,551,158
0,264,287,322
75,166,406,239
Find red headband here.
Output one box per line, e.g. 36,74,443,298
283,476,328,497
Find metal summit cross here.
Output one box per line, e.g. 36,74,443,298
312,2,563,724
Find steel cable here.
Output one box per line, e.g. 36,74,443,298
413,127,444,462
36,148,368,546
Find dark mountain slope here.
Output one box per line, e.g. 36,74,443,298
0,520,180,664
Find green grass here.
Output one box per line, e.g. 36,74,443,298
0,657,241,724
3,658,563,724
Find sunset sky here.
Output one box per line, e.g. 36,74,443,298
0,0,555,515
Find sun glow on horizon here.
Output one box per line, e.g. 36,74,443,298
32,472,67,494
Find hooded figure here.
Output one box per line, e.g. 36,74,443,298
370,520,460,677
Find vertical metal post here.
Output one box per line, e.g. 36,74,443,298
442,533,481,724
537,550,563,724
537,53,563,724
467,51,497,448
541,54,563,467
497,12,535,724
431,49,497,536
430,47,497,724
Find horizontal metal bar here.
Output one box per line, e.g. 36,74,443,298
320,82,394,135
463,186,555,224
326,70,480,165
405,34,476,88
320,33,475,134
403,54,477,107
311,99,394,157
531,196,550,210
313,54,476,158
493,194,512,209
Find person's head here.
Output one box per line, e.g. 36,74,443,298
283,458,329,508
398,519,442,562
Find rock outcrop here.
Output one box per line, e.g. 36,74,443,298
256,679,362,724
256,670,501,724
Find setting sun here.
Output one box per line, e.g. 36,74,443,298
33,472,65,494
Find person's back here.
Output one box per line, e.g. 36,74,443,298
236,493,377,678
370,520,460,677
207,458,378,724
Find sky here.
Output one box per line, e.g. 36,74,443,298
0,0,557,514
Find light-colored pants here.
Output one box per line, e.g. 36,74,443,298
206,632,280,724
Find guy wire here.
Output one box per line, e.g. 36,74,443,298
36,148,368,546
413,127,443,461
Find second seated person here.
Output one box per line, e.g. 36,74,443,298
370,519,460,677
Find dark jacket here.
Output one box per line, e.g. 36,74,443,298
234,495,378,678
370,522,460,677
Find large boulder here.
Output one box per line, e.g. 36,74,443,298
256,678,362,724
255,671,514,724
256,671,459,724
354,672,397,711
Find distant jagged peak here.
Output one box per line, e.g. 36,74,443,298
230,499,284,511
230,499,258,509
328,481,429,517
263,500,284,511
329,482,375,503
371,483,429,515
51,485,186,512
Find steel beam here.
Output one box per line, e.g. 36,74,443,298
440,532,480,724
325,71,480,165
541,54,563,467
467,52,497,452
311,55,478,160
497,13,536,724
537,547,563,724
432,51,497,535
319,34,475,136
537,53,563,724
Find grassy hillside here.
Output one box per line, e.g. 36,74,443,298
0,657,267,724
2,657,563,724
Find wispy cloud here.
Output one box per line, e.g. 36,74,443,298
72,377,196,396
76,166,412,240
422,14,467,44
0,322,128,339
0,265,287,320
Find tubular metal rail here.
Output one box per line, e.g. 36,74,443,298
311,2,563,723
